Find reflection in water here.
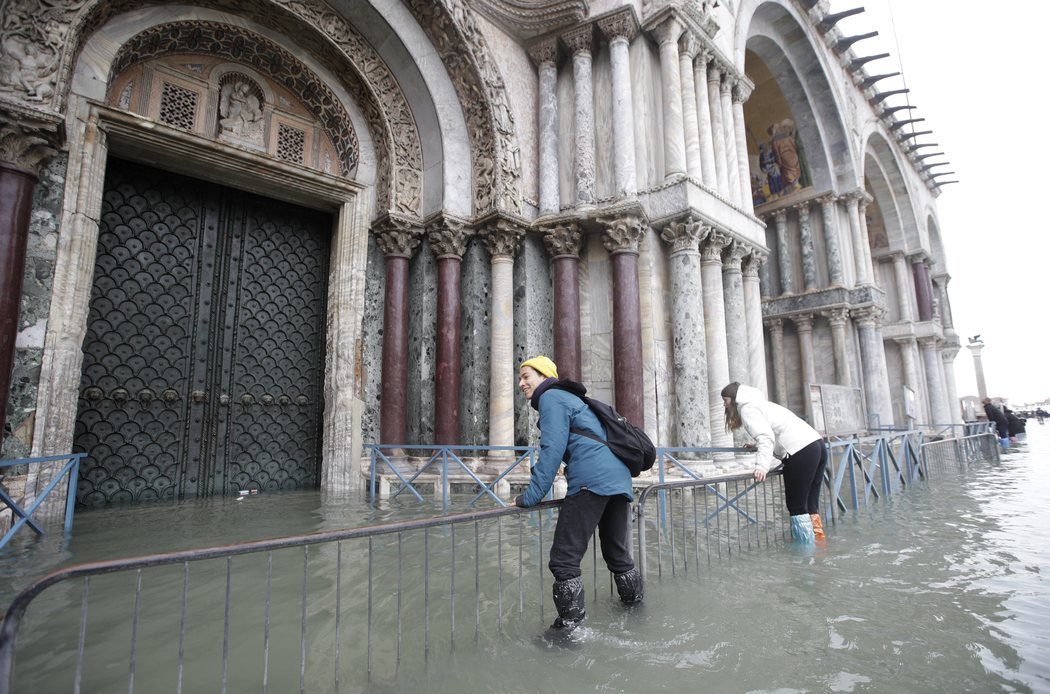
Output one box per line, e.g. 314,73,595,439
2,428,1048,692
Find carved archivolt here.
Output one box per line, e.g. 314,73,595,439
406,0,523,216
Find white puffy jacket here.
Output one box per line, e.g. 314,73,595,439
735,385,822,473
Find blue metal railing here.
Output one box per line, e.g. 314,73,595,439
0,453,83,550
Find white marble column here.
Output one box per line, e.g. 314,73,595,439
766,317,788,405
484,222,522,449
732,81,753,210
700,231,733,447
742,253,768,395
967,341,988,400
720,76,741,204
692,50,718,188
854,306,893,429
653,16,687,179
818,195,844,286
707,63,729,194
843,192,872,285
942,346,963,424
857,192,876,286
795,313,816,391
660,217,710,446
530,38,560,216
678,34,703,182
921,337,951,425
563,26,595,207
794,202,817,291
722,241,750,386
773,209,793,294
826,307,853,387
598,14,639,198
896,337,924,425
891,252,914,321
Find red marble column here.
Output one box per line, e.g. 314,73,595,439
544,223,583,381
0,163,37,442
434,257,461,445
912,257,934,321
602,214,645,427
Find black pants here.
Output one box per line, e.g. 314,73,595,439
548,489,634,582
781,439,828,516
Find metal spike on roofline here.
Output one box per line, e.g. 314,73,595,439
920,161,950,172
861,72,900,89
835,31,879,52
932,180,959,187
906,142,938,152
881,105,917,116
819,7,865,32
849,53,890,69
870,88,909,104
928,171,957,178
898,130,933,140
914,151,945,161
889,118,925,131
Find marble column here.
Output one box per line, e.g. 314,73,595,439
891,252,914,321
722,241,750,386
826,308,853,386
818,195,844,286
530,38,560,215
601,213,646,427
934,274,955,329
700,231,733,446
732,81,753,210
942,347,963,424
652,16,687,180
911,254,934,321
773,209,794,294
678,34,703,182
543,222,583,381
720,76,741,204
376,219,423,447
967,341,987,400
707,63,729,194
843,192,872,285
896,337,923,424
766,318,788,405
857,192,876,285
600,214,646,424
428,219,472,445
692,51,718,189
742,253,768,396
921,337,951,424
794,202,817,291
660,216,710,446
563,25,596,207
794,313,816,391
598,13,639,198
854,306,893,429
484,220,523,450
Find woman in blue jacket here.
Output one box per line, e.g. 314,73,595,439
514,355,641,630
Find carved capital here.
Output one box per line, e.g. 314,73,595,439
706,62,723,83
561,24,594,56
543,222,583,258
918,336,941,350
742,251,766,278
482,218,524,259
719,75,734,96
793,313,814,331
825,307,850,326
700,229,731,262
732,80,753,104
792,201,812,221
374,215,423,258
0,104,61,174
649,15,684,46
427,217,472,258
659,216,708,254
527,36,560,66
597,10,639,43
600,213,645,254
721,240,749,268
773,208,789,226
817,193,838,208
851,305,886,327
678,32,699,59
765,317,784,336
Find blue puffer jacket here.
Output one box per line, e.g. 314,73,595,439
520,385,634,507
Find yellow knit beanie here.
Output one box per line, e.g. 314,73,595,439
520,355,558,379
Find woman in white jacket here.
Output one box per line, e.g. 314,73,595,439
721,382,828,543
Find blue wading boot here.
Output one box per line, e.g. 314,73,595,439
790,513,815,544
551,576,585,630
614,567,643,604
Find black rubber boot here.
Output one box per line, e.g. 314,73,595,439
551,576,586,629
614,567,643,604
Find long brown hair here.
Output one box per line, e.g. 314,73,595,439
721,382,742,432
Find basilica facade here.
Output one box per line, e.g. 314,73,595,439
0,0,962,512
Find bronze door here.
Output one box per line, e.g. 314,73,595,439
74,159,330,505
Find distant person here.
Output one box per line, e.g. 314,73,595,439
983,398,1010,446
1004,407,1026,441
1036,408,1047,425
514,355,641,632
721,382,827,544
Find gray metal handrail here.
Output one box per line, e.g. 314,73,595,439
0,453,84,549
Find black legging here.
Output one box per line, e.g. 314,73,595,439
781,439,828,516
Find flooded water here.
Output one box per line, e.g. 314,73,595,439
2,426,1048,693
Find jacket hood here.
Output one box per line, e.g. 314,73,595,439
734,384,767,406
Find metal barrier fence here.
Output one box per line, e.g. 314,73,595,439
922,432,1001,473
0,453,84,549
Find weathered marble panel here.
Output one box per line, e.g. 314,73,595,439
458,238,491,445
592,47,615,202
407,239,436,444
512,234,552,447
637,228,674,444
359,237,386,447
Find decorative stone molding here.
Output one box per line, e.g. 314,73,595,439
732,79,754,104
649,15,683,47
742,251,766,278
427,216,472,259
700,229,732,261
597,9,640,44
374,215,423,258
0,102,62,173
561,24,594,55
482,219,524,259
825,307,850,326
765,317,784,335
851,305,886,327
0,0,89,106
600,213,646,255
542,221,583,258
793,313,814,331
472,0,587,39
659,216,707,254
526,36,560,66
721,239,749,268
678,32,699,59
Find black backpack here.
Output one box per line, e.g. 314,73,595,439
548,380,656,477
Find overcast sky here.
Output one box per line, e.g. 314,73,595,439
827,0,1049,405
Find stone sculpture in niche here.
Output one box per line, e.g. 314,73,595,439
218,79,264,150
